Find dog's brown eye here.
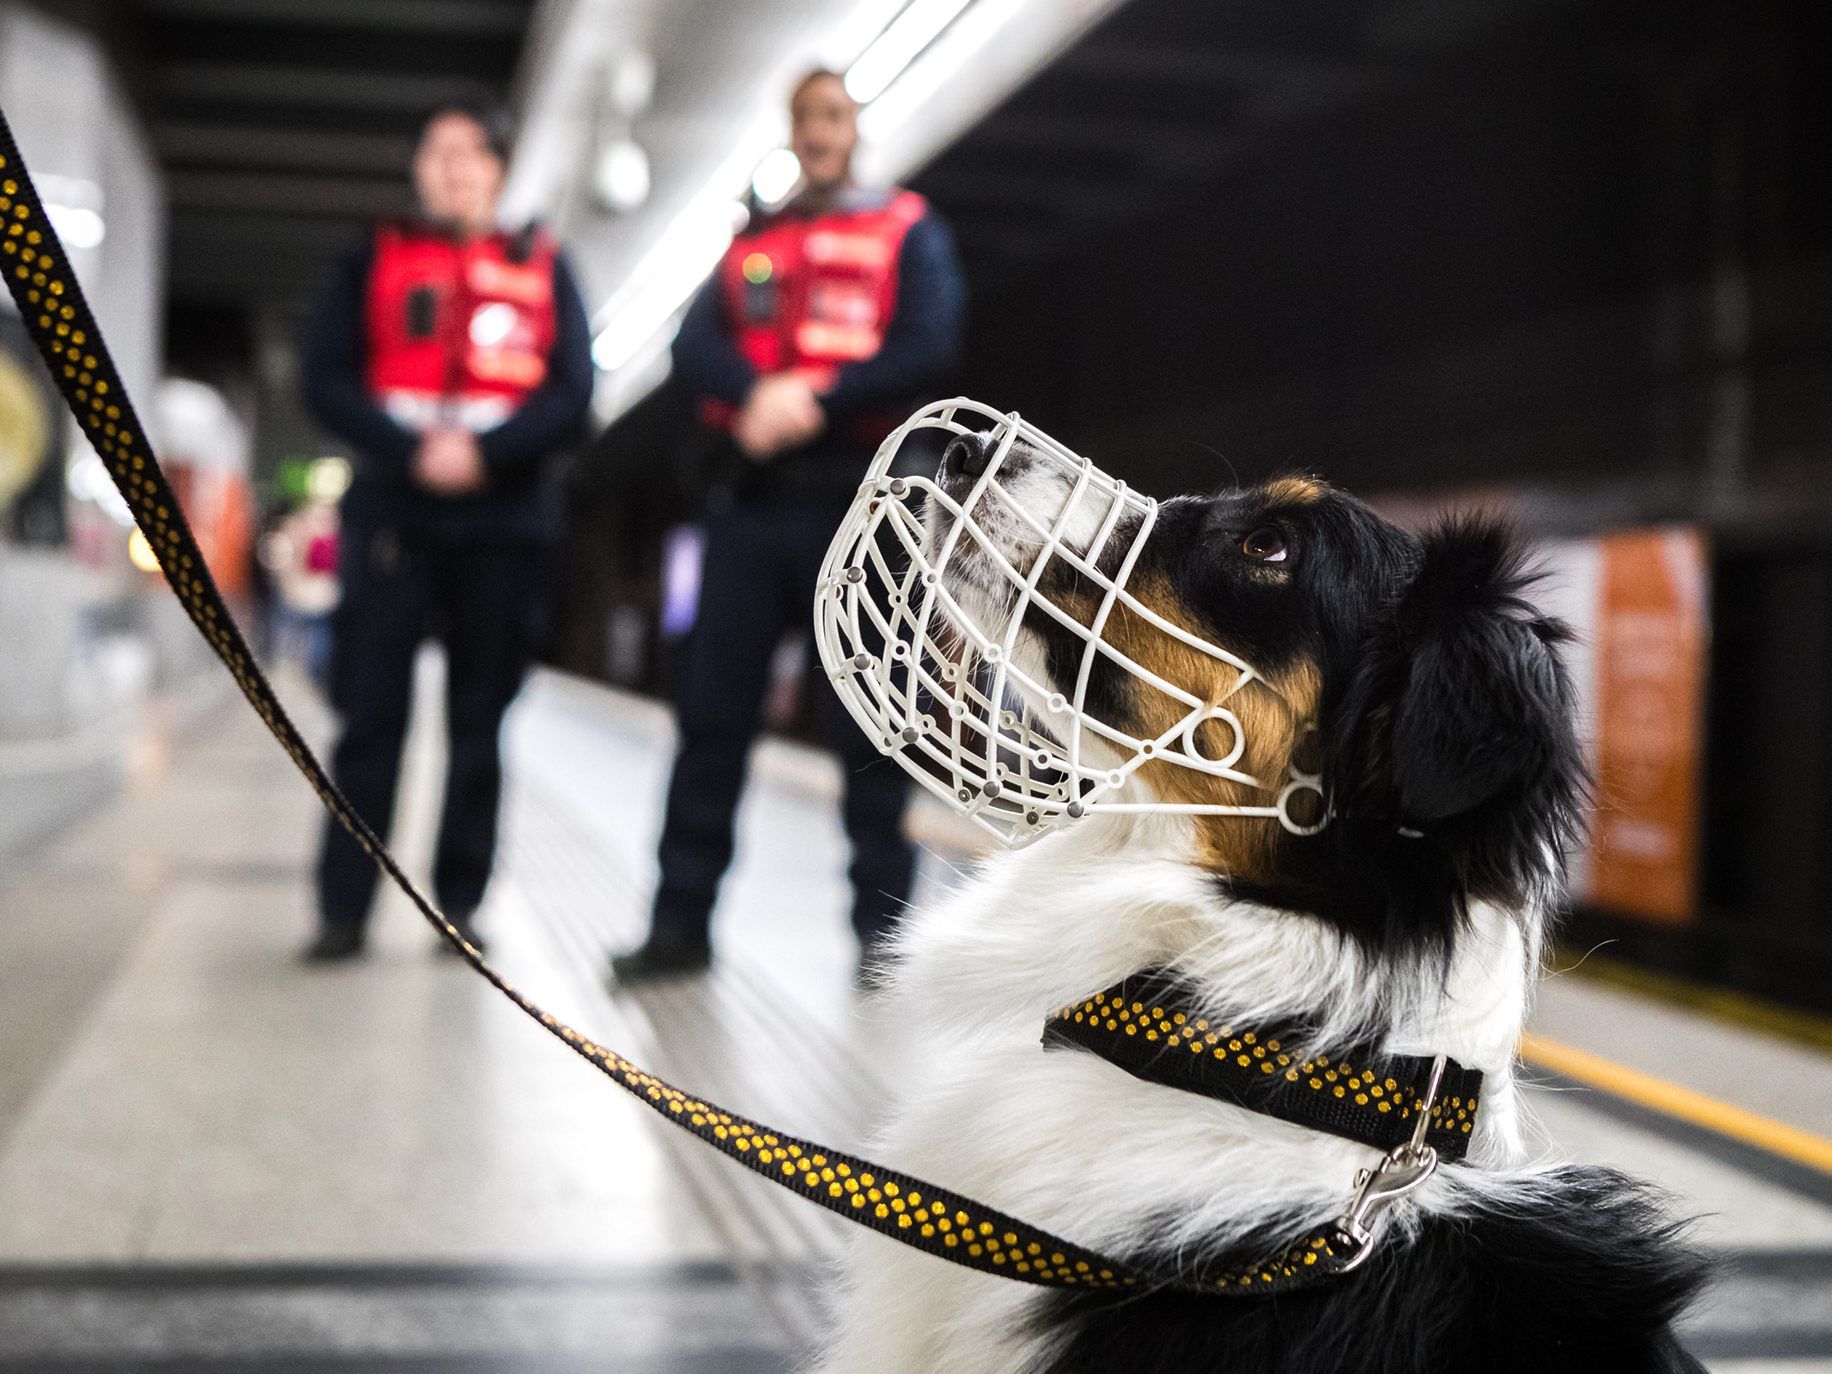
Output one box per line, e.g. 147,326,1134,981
1241,527,1288,563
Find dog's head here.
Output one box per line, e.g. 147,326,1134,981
929,432,1586,955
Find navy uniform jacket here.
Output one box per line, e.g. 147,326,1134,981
300,234,594,542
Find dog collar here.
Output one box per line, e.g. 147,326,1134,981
1043,971,1483,1161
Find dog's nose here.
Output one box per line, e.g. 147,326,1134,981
941,432,991,481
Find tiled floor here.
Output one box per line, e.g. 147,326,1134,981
1,660,1828,1371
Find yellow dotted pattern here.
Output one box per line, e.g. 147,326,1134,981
549,1034,1137,1289
1054,990,1479,1143
1212,1231,1347,1291
569,1023,1350,1294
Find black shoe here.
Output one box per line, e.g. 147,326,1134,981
436,916,486,956
608,938,712,985
302,925,364,962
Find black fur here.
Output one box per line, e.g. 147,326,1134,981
1034,1166,1711,1374
1103,482,1588,965
941,466,1592,964
928,461,1702,1371
1325,517,1588,912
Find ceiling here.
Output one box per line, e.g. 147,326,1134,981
507,0,1126,413
101,0,543,314
80,0,1561,376
911,0,1555,302
93,0,1450,335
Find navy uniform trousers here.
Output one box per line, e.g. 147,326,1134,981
650,486,915,949
316,514,545,931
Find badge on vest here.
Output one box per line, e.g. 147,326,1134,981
741,251,777,324
743,278,777,324
405,285,438,340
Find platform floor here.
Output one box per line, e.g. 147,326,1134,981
1,661,1829,1372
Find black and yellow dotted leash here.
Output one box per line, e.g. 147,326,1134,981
0,109,1386,1299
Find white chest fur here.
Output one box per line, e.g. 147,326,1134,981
810,816,1540,1373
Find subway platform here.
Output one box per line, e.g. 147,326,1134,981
1,663,1829,1373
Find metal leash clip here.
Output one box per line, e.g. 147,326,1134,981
1332,1054,1447,1271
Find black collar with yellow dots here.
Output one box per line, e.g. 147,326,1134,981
1043,971,1483,1160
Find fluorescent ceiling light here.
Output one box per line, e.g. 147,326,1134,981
591,194,745,372
66,449,134,525
45,203,105,250
588,108,787,380
750,148,802,207
37,174,102,211
825,0,919,69
845,0,974,104
608,50,657,119
594,138,652,213
36,174,106,249
127,527,162,573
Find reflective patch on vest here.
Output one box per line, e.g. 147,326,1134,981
466,300,549,390
467,255,551,306
379,388,514,433
470,348,547,389
469,302,521,348
796,321,880,361
804,230,894,269
810,280,880,330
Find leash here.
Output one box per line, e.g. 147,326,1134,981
0,109,1419,1298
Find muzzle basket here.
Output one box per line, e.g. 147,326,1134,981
814,399,1327,848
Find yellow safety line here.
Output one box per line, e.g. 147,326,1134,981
1520,1033,1832,1177
1550,948,1832,1056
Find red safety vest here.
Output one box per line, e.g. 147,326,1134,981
701,188,927,439
365,221,559,434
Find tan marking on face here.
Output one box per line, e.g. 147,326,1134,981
1080,573,1321,879
1261,477,1325,508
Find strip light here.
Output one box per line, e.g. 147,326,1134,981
750,147,803,208
45,203,105,249
590,193,746,373
37,174,106,250
845,0,974,103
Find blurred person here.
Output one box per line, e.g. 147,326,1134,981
259,494,340,684
300,98,593,961
611,69,966,984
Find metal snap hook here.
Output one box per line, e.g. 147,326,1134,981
1331,1055,1447,1271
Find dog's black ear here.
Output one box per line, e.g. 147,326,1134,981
1330,519,1586,898
1387,521,1576,821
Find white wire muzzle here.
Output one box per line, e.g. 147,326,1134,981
813,398,1328,849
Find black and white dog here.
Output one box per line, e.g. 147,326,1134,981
813,423,1707,1373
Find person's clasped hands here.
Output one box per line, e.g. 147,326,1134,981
413,424,487,494
733,372,826,462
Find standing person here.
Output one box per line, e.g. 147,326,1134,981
611,69,966,984
301,98,594,961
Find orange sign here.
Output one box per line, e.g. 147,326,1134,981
1581,529,1709,923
